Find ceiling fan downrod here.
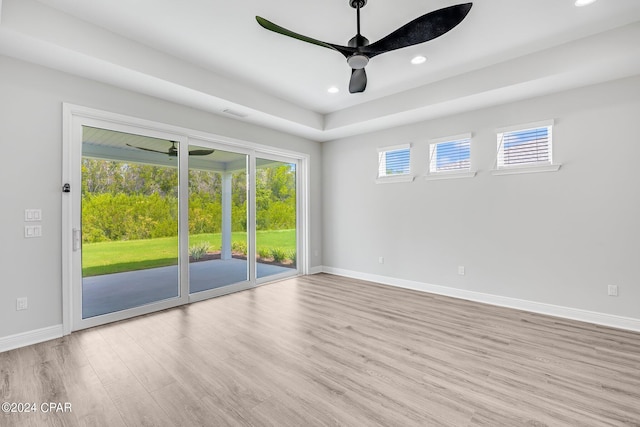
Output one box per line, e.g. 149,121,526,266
350,0,367,37
347,0,370,69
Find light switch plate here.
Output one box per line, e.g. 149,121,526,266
24,225,42,238
25,209,42,222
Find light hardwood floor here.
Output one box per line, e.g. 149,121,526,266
2,273,640,426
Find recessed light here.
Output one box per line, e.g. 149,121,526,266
411,55,427,65
328,86,339,94
575,0,597,6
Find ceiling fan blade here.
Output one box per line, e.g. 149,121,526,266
349,68,367,94
364,3,473,58
188,149,215,156
256,16,355,58
126,143,168,155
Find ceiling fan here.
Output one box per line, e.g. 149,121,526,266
126,141,214,157
257,1,472,93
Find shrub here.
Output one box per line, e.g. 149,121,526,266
231,241,247,255
258,248,272,259
287,250,297,265
270,247,287,263
81,192,178,242
189,241,210,260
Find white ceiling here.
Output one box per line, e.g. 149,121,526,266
1,0,639,141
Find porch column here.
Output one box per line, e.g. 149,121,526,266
221,172,233,260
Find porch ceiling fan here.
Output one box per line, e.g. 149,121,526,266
126,141,214,157
256,1,473,93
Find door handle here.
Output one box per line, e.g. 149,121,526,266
73,228,81,251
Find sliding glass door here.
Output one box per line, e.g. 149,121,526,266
256,157,298,280
81,127,180,319
66,110,304,331
188,145,249,293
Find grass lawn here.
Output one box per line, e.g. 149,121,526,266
82,229,296,277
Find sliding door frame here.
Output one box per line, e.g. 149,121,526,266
62,104,309,334
254,152,304,286
184,137,255,304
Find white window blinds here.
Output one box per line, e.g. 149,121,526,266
429,136,471,173
378,145,411,178
497,122,553,168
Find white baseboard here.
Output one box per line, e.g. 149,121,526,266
5,268,638,354
308,266,324,275
0,325,64,353
319,266,640,333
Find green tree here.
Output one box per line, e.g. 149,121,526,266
81,158,296,242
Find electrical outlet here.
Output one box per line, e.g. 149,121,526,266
16,297,28,311
608,285,618,297
458,266,465,275
378,257,384,264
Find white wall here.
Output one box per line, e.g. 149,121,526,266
2,50,639,346
0,55,322,341
322,76,640,323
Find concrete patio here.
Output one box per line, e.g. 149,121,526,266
82,258,293,318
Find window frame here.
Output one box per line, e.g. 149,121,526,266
492,119,561,175
424,133,476,181
376,143,414,184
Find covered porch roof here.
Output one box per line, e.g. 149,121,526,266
81,126,282,172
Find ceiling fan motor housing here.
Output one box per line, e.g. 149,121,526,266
169,142,178,156
349,0,367,8
348,32,370,69
348,34,369,47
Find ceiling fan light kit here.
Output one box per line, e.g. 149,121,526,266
257,1,472,93
347,54,369,69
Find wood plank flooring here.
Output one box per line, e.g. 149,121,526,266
2,273,640,426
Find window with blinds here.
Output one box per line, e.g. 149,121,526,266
377,144,411,178
497,123,553,168
429,136,471,173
